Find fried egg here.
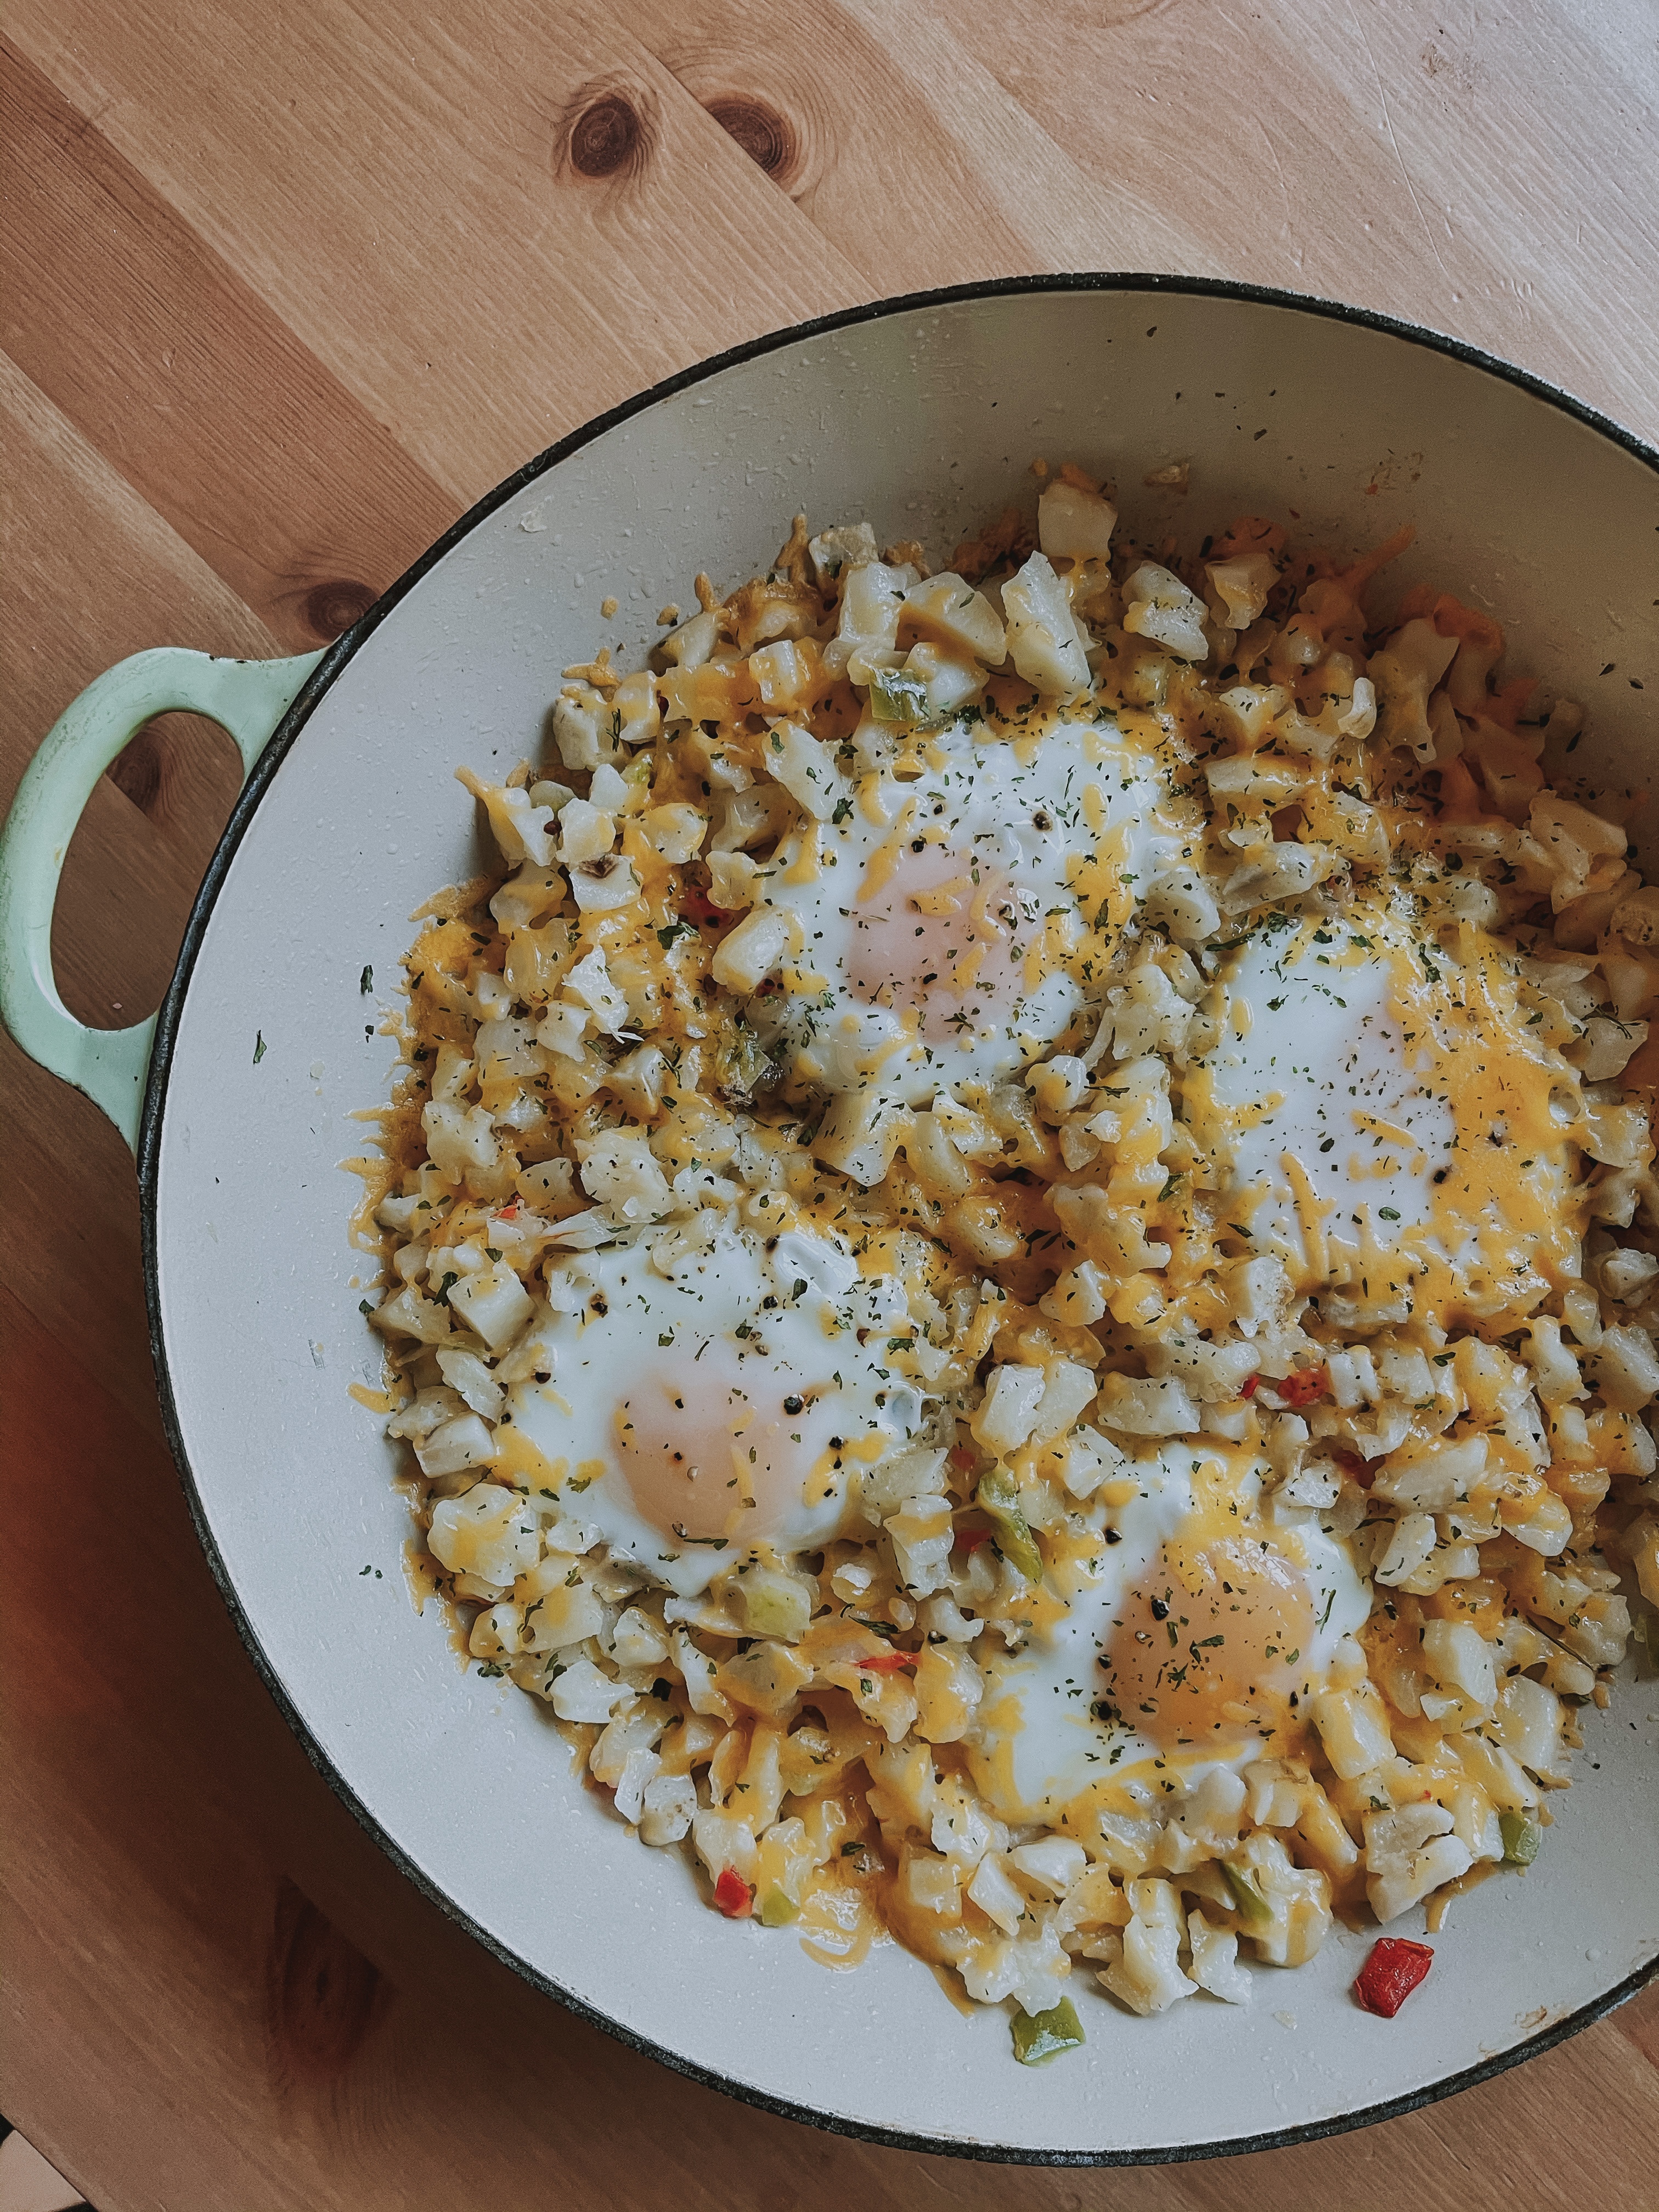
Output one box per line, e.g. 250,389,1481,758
499,1226,929,1596
965,1442,1370,1826
1196,896,1579,1324
749,719,1175,1132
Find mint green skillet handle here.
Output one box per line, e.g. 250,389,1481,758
0,647,324,1152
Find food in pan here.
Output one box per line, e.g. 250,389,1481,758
357,470,1659,2051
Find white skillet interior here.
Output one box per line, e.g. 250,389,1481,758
151,286,1659,2159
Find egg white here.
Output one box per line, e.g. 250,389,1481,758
1198,901,1577,1312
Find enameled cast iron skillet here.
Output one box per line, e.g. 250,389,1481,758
4,279,1657,2163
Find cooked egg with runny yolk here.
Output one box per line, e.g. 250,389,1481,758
964,1444,1370,1825
841,838,1029,1047
504,1227,927,1596
752,721,1174,1112
614,1336,859,1544
1102,1534,1314,1747
1194,895,1579,1326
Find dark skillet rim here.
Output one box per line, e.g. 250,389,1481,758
135,272,1659,2168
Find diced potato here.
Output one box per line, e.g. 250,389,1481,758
640,1773,697,1847
550,1658,634,1724
515,1552,607,1650
902,571,1007,661
590,1699,670,1787
912,1645,983,1744
422,1099,500,1184
826,560,909,678
447,1263,534,1352
428,1482,540,1584
1038,478,1118,561
552,682,625,772
1374,1511,1438,1586
763,719,849,822
1121,562,1209,661
1010,1837,1087,1897
1187,1910,1252,2004
1206,550,1276,629
710,906,790,992
887,1494,955,1598
611,1606,672,1669
738,1566,815,1642
1142,864,1220,946
414,1412,500,1479
556,798,616,866
1040,1262,1109,1331
1491,1674,1567,1779
567,854,641,914
1370,619,1459,758
967,1851,1025,1934
1592,1324,1659,1412
1002,552,1091,698
715,1640,815,1716
1420,1620,1497,1711
1099,1877,1197,2015
1093,1374,1199,1436
905,1112,973,1199
371,1285,454,1345
1363,1800,1472,1923
1311,1683,1395,1780
642,803,708,862
896,1848,963,1924
973,1364,1047,1453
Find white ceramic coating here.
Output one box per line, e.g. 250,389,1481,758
149,285,1659,2160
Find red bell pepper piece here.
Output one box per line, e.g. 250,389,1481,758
713,1866,753,1918
1353,1936,1434,2016
857,1650,918,1673
956,1526,994,1552
1239,1374,1259,1399
1333,1446,1379,1488
1278,1365,1328,1409
679,881,723,927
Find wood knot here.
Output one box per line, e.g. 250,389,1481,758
303,579,376,640
267,1877,388,2085
704,95,797,183
569,91,644,178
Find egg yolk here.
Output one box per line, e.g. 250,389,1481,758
612,1336,850,1544
848,844,1026,1042
1100,1536,1315,1750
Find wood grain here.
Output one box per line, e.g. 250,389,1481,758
2,1,1657,2205
0,43,461,653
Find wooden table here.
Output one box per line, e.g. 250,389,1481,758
4,4,1658,2203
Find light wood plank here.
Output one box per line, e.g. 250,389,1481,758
0,38,462,648
629,0,1204,289
4,0,874,506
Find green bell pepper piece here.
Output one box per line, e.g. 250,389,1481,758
1011,1997,1086,2066
1222,1861,1273,1927
1499,1810,1541,1865
976,1469,1044,1584
868,665,930,724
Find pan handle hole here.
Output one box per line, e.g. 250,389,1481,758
50,710,244,1031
